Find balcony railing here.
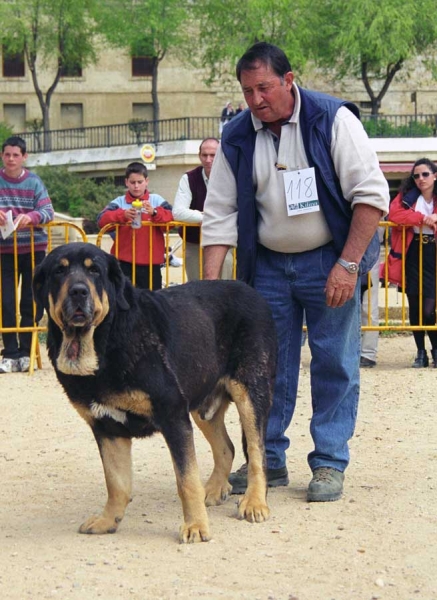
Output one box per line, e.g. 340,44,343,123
15,113,437,154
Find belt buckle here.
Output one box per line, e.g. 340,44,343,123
423,235,429,244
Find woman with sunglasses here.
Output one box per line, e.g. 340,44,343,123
388,158,437,367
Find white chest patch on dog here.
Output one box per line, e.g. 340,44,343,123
90,402,127,425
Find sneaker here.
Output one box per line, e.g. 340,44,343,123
360,356,376,368
0,357,20,374
18,356,31,372
169,255,183,267
228,463,289,495
307,467,344,502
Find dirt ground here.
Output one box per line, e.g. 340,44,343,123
1,334,436,600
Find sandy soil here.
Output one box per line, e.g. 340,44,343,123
1,335,436,600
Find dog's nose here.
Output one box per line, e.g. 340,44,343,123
69,282,89,299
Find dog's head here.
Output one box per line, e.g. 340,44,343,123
33,242,130,375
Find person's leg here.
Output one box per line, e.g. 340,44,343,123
119,260,135,285
220,249,236,280
185,242,201,281
0,254,21,359
360,262,380,364
253,245,303,471
151,265,162,290
18,252,45,358
294,243,361,476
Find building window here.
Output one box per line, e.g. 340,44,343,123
2,48,25,77
3,104,26,131
60,103,83,129
60,62,83,78
132,103,153,121
132,56,154,77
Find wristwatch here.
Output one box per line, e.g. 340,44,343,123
337,258,359,274
152,208,158,217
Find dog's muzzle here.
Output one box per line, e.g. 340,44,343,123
63,281,95,328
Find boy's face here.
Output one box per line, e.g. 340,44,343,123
125,173,149,198
1,145,27,178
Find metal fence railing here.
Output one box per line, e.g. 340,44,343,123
13,113,437,154
1,220,436,374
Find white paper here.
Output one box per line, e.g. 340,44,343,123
0,211,23,240
282,167,320,216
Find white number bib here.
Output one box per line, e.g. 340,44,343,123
282,167,319,216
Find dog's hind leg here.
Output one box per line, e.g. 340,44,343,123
161,416,210,543
227,379,270,523
79,435,132,535
191,400,234,506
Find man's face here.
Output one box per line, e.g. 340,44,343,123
240,62,294,123
1,145,27,178
125,173,149,198
199,140,219,178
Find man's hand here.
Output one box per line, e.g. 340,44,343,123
325,263,358,308
15,214,32,229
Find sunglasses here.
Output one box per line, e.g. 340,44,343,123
413,172,431,180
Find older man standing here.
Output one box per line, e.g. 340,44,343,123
173,137,233,280
201,42,389,502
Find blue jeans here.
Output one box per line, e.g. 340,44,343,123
254,243,361,473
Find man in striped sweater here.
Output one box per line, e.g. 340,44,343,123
0,136,54,373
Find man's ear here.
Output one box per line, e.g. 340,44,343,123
107,254,130,310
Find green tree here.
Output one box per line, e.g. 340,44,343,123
0,0,99,148
95,0,192,136
35,165,124,222
0,123,14,147
191,0,309,84
308,0,437,115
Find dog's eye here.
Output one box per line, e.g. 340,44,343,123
54,265,66,275
87,265,100,275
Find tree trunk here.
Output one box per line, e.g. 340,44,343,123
152,56,160,142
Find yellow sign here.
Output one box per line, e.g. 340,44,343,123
141,144,156,163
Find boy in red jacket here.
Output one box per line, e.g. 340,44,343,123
98,162,173,290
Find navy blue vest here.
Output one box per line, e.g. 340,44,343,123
219,87,380,284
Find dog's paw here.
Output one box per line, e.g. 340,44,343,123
204,480,232,506
237,496,270,523
78,514,121,534
179,522,211,543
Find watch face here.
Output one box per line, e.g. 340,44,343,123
348,263,358,273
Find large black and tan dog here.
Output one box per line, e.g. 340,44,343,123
33,242,277,543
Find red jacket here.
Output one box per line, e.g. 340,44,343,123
97,192,173,265
385,190,437,286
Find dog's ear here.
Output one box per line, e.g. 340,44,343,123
107,254,130,310
32,260,48,315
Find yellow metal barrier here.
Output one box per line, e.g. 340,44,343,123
2,219,436,375
0,222,87,375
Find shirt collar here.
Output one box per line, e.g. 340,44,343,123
251,83,301,131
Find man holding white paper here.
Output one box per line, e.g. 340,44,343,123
201,43,389,502
0,136,54,373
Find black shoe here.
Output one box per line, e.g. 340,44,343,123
431,349,437,368
307,467,344,502
412,350,429,368
360,356,376,368
228,463,289,495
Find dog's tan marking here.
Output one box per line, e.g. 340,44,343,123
170,437,210,543
89,282,109,328
191,399,234,506
84,258,93,268
103,390,154,418
49,283,68,330
225,378,270,523
60,258,69,267
73,402,95,426
57,327,99,375
79,437,132,535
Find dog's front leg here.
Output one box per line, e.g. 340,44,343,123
161,417,210,543
79,434,132,534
